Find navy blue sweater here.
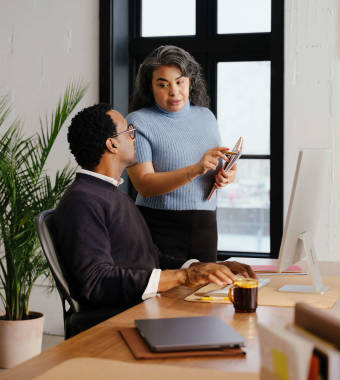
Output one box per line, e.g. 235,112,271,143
52,173,185,309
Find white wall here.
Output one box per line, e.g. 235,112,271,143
285,0,340,261
0,0,99,174
0,0,99,335
1,0,339,334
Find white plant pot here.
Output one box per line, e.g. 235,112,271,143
0,311,45,368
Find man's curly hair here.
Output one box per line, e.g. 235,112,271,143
67,103,116,170
129,45,210,112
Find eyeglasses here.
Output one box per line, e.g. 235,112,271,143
112,124,136,140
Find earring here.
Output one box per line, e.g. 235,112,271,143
189,85,193,92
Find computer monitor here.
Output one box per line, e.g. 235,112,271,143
277,148,330,294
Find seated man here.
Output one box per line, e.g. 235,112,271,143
52,103,255,311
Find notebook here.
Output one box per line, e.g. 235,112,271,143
135,315,245,353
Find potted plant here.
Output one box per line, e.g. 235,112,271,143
0,82,86,368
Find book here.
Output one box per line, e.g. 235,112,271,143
258,323,313,380
295,302,340,350
287,324,340,380
207,137,243,201
259,303,340,380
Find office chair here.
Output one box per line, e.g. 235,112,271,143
35,209,124,339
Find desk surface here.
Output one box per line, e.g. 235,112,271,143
1,260,340,379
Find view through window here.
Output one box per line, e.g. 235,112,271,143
125,0,283,258
217,61,271,253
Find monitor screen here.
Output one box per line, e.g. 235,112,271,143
277,149,330,272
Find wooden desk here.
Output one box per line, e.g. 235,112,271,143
1,261,339,379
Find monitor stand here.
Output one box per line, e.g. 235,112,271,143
278,231,328,294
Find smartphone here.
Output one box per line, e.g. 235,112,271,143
223,137,243,173
206,137,243,201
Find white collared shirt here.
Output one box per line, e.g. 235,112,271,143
78,168,124,187
76,169,198,300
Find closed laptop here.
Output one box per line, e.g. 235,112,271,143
135,315,245,352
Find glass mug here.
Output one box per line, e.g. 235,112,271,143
228,277,258,313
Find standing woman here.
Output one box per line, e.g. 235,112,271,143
127,45,236,262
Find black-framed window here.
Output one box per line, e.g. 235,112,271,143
100,0,284,259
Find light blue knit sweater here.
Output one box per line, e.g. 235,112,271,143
126,101,222,211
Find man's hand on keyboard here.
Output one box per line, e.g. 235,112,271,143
184,261,256,288
222,261,257,279
185,262,236,288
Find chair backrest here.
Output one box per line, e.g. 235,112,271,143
35,209,80,314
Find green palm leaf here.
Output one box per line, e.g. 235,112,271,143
0,82,87,320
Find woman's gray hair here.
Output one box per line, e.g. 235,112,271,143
129,45,210,112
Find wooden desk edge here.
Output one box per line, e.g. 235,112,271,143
1,261,339,379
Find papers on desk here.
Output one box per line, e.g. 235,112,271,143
258,302,340,380
186,276,340,308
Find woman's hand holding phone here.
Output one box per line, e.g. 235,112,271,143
206,137,243,200
214,163,237,188
195,147,230,175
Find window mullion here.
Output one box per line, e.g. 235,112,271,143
119,0,284,259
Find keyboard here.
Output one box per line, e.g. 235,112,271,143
206,277,270,297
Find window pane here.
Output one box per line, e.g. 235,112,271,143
217,61,271,155
217,159,270,253
142,0,196,37
218,0,271,34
